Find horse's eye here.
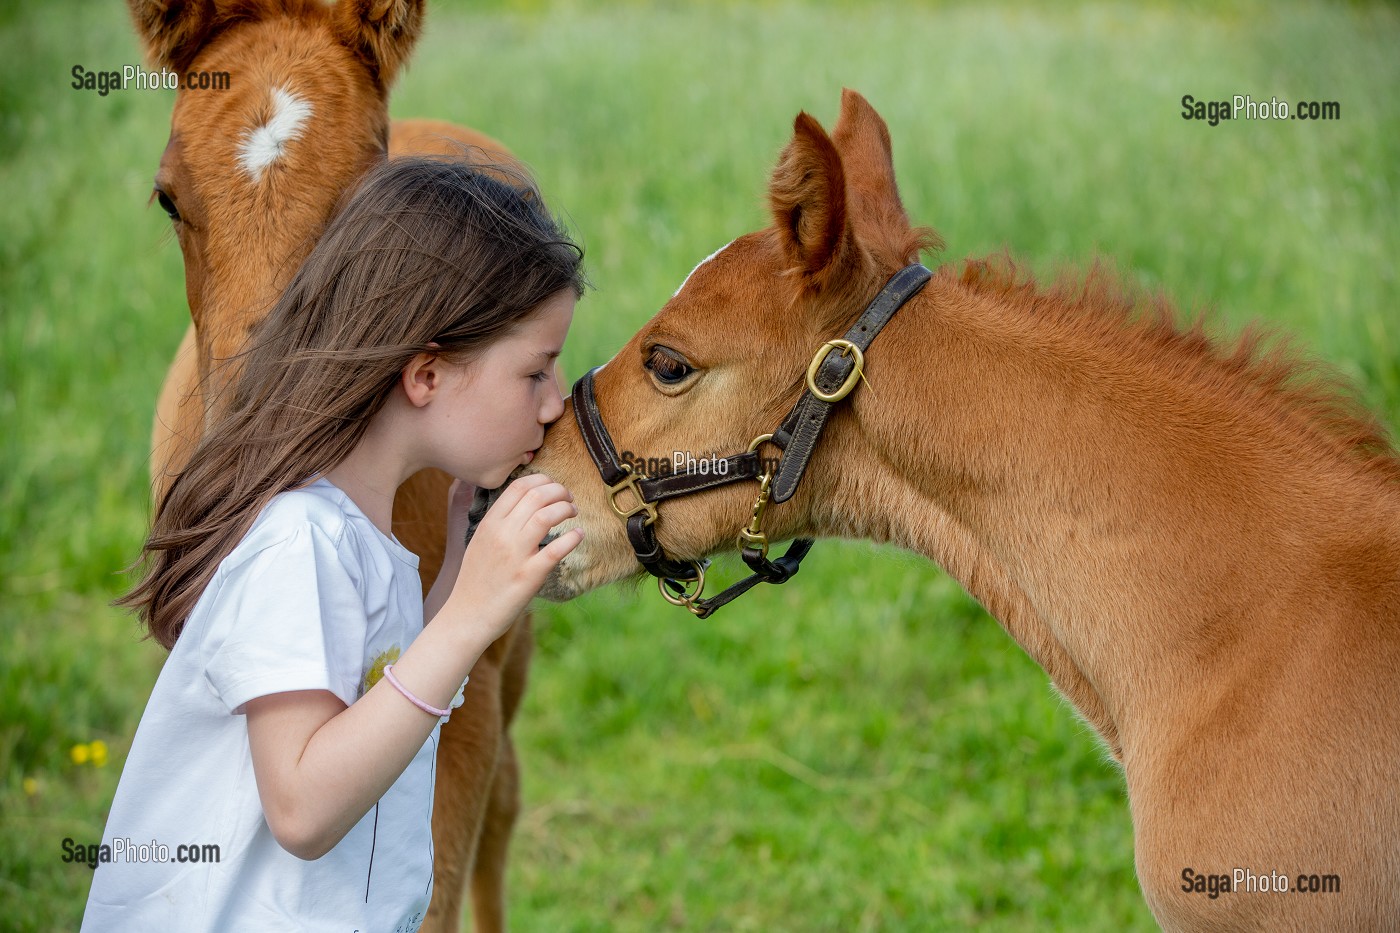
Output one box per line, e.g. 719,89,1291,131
645,346,694,385
155,188,181,222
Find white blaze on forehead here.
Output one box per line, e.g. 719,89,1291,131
237,86,313,182
672,239,736,298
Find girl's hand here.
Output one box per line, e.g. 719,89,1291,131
445,473,583,641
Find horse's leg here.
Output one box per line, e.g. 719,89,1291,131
423,623,531,933
149,322,201,503
469,614,532,932
424,649,507,933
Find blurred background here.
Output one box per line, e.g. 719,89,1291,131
3,0,1396,929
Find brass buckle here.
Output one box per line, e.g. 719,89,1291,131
805,339,865,403
736,472,774,559
736,433,779,558
607,464,657,525
659,562,707,615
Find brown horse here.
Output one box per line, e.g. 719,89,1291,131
526,89,1400,930
129,1,531,929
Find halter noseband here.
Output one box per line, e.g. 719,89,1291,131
571,262,932,618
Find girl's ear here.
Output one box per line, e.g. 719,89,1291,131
400,351,441,407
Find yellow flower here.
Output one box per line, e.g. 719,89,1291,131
22,777,39,796
362,645,402,695
70,743,90,765
90,740,109,768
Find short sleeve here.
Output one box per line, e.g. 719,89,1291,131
201,522,371,714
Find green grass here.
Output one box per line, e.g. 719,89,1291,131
2,0,1397,929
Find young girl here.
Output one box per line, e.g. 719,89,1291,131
83,157,586,931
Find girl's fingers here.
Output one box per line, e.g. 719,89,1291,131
525,499,578,536
500,480,573,530
485,472,555,519
536,527,584,564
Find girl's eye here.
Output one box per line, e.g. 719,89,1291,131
645,346,694,385
531,371,551,383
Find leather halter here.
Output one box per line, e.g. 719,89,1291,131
570,262,932,618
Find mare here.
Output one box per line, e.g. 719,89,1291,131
525,89,1400,930
129,1,533,928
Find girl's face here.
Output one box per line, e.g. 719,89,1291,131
429,289,577,489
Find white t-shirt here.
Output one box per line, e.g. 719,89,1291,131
83,477,438,932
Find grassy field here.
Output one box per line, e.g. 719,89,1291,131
3,0,1397,929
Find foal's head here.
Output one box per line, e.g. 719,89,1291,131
532,90,938,599
129,0,422,408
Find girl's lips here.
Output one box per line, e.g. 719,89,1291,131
522,449,535,463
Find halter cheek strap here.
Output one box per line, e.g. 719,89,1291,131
768,262,934,503
570,261,932,618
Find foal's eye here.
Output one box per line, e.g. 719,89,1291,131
645,346,694,385
154,188,181,222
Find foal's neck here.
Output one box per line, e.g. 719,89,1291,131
816,271,1393,757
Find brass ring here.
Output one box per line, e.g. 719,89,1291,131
658,562,707,607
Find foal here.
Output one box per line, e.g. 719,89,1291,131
527,90,1400,930
129,1,527,928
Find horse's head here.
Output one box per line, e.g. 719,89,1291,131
130,0,421,413
531,89,938,601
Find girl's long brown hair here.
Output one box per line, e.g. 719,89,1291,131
119,157,586,648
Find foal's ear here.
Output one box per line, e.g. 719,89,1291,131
831,89,911,233
768,111,857,283
126,0,220,75
332,0,424,91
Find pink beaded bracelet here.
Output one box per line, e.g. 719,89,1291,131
382,664,451,719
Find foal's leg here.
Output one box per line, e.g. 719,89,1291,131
469,616,533,932
424,646,507,933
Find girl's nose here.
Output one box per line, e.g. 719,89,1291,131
542,360,568,423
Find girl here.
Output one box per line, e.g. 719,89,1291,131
83,157,586,931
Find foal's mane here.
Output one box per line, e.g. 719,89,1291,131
942,254,1400,483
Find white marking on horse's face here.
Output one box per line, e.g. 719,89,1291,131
237,87,313,182
672,239,735,298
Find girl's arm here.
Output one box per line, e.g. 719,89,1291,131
423,479,475,623
245,473,581,860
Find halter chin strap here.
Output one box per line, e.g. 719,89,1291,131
570,261,932,618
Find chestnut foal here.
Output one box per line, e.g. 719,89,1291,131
130,1,529,929
526,90,1400,930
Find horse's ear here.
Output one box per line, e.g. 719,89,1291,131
332,0,424,91
127,0,220,75
831,89,910,231
768,111,856,283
